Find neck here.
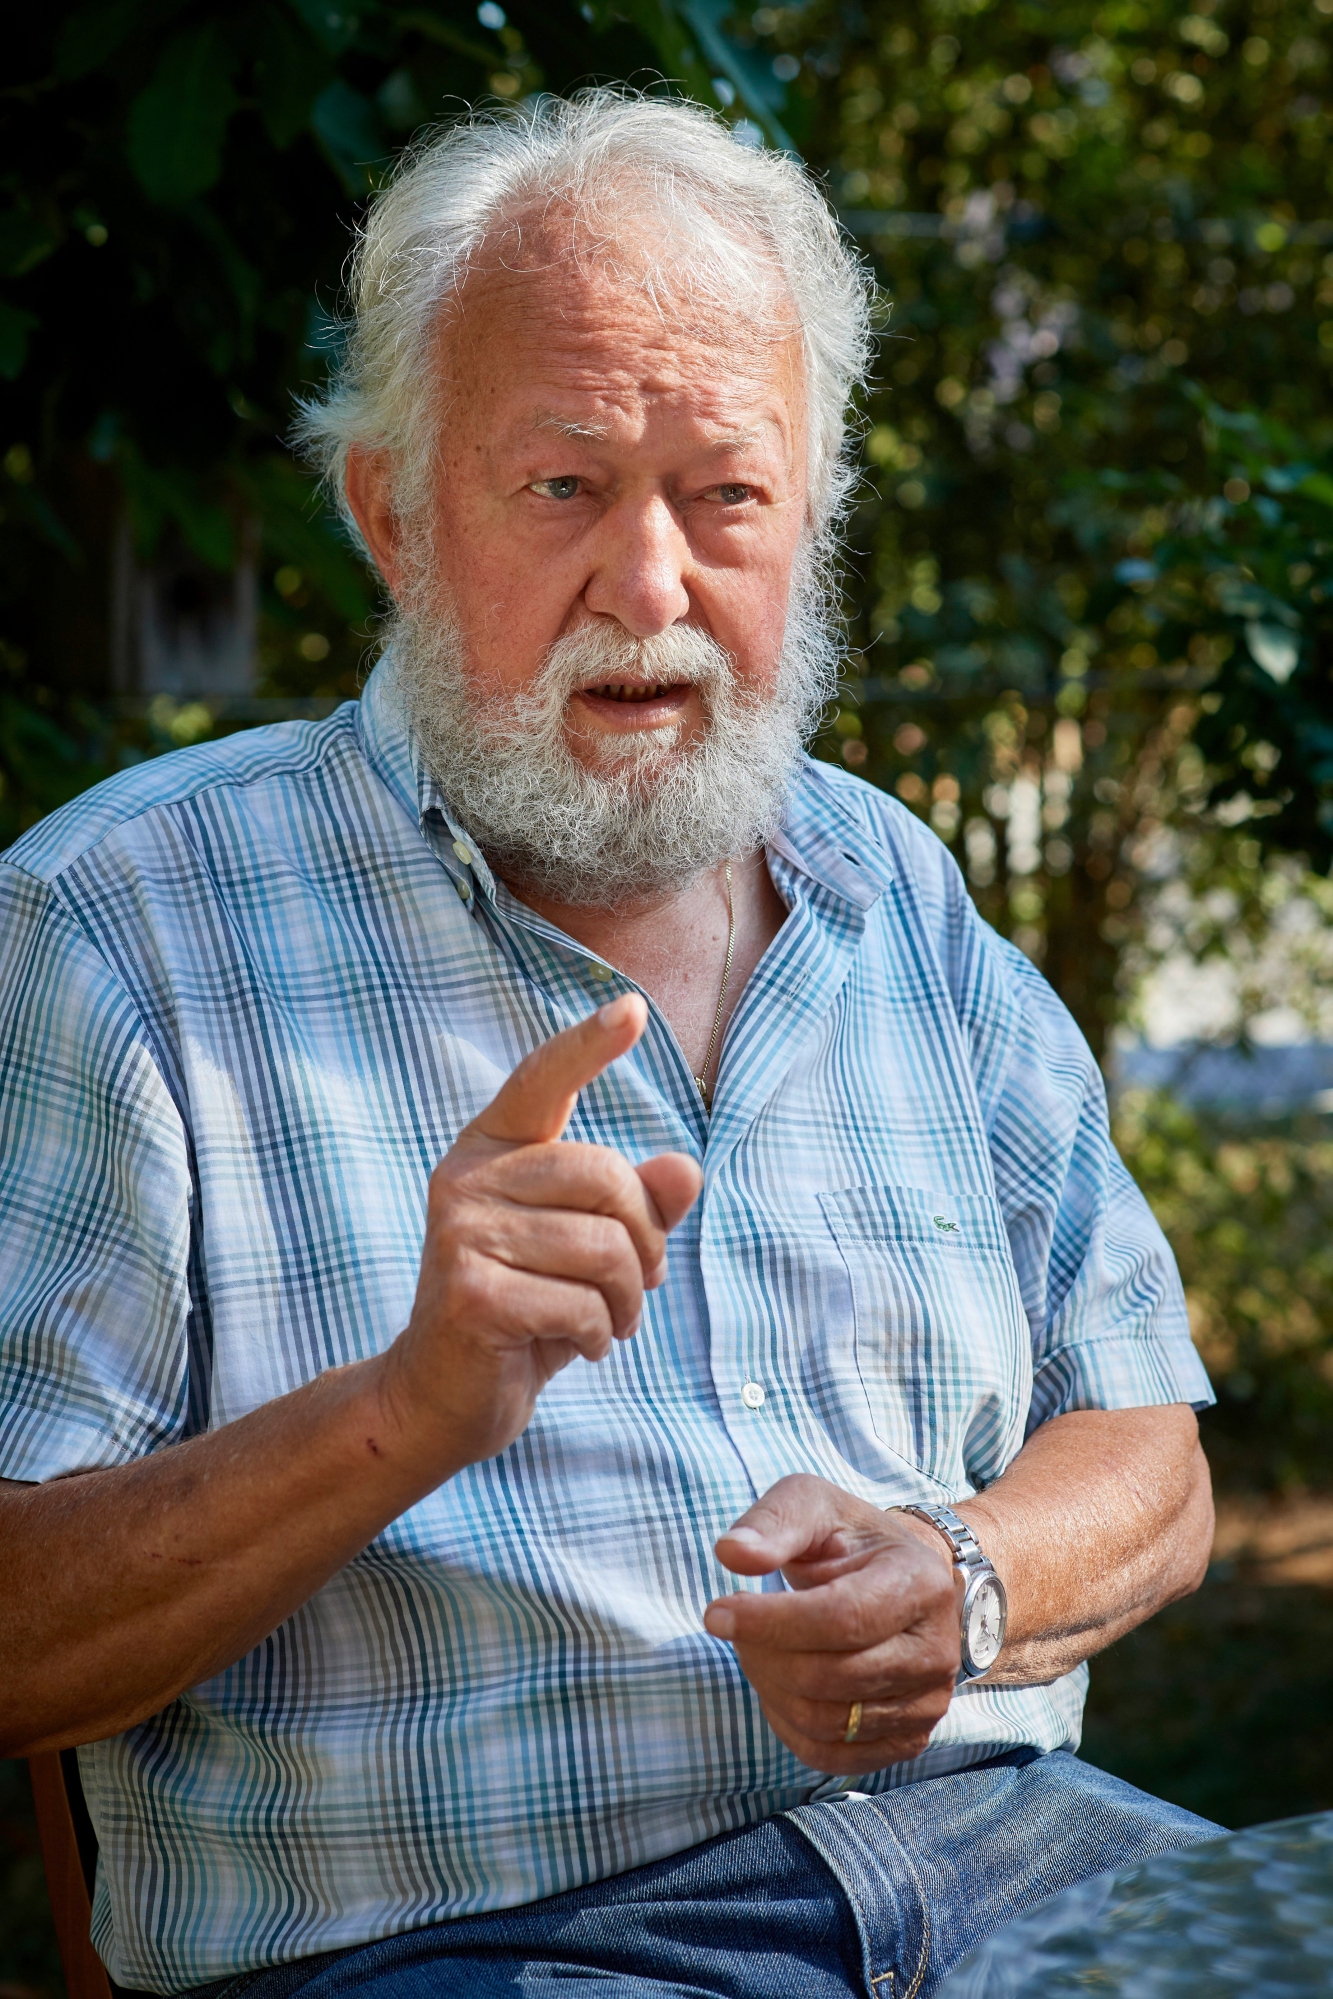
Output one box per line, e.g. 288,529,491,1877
500,850,789,1089
502,866,726,942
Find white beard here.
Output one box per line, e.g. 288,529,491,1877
389,561,837,908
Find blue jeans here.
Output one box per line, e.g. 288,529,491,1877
186,1752,1219,1999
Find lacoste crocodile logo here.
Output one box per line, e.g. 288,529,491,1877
932,1216,960,1232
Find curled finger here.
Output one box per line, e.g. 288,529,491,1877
757,1683,954,1749
462,1205,645,1340
707,1553,954,1657
480,1264,619,1364
731,1628,958,1706
471,1143,669,1284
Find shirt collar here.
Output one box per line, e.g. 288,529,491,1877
358,651,892,915
770,758,894,910
357,653,498,905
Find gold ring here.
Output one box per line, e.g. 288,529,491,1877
843,1700,863,1744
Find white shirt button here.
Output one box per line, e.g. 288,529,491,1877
588,962,614,983
454,878,471,902
740,1381,766,1411
451,839,473,865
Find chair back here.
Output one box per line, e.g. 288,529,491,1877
28,1751,114,1999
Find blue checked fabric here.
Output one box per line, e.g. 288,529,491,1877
0,658,1212,1992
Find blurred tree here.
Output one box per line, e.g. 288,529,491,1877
0,1,794,840
1116,1087,1333,1489
752,0,1333,1051
1079,393,1333,866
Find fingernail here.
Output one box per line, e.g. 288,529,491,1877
725,1527,765,1547
704,1603,736,1639
596,999,625,1024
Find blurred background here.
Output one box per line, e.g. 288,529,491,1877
4,0,1333,1988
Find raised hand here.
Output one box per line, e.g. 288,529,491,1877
703,1474,963,1775
382,994,703,1478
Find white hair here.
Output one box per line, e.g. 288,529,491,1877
296,88,874,554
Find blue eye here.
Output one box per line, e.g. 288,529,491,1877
532,476,581,500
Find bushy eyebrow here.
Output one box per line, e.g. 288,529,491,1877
702,425,765,451
527,413,772,452
530,411,610,442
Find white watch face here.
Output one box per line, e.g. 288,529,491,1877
964,1576,1006,1673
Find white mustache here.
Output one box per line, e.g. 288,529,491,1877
528,621,736,705
390,547,839,907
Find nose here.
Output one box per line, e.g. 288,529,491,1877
582,494,691,637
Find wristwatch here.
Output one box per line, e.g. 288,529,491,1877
894,1503,1007,1683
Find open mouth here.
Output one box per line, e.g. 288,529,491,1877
588,681,682,703
574,680,695,725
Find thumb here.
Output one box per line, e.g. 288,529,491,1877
714,1475,847,1578
470,994,648,1147
636,1153,703,1237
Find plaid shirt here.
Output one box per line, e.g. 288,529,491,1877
0,659,1211,1990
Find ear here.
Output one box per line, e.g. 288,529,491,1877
345,447,405,596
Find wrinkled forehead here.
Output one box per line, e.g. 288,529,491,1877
452,194,796,349
434,198,807,432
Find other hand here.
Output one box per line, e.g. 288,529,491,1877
385,994,702,1474
703,1474,963,1774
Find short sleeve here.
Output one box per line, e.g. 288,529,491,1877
0,862,194,1480
979,927,1215,1430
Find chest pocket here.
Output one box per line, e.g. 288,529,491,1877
819,1183,1032,1494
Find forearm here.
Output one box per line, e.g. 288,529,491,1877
0,1352,449,1756
706,1406,1213,1776
950,1404,1213,1684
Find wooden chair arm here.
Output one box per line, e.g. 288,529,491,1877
28,1750,114,1999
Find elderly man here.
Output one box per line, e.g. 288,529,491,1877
1,92,1217,1999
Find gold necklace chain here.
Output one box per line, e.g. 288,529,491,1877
694,860,735,1112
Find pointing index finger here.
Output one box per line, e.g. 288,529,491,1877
472,994,649,1147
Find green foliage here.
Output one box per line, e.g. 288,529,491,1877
127,25,241,206
1092,1075,1333,1826
773,0,1333,1048
1071,393,1333,866
1083,1559,1333,1827
1117,1090,1333,1489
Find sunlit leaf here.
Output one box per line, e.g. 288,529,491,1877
1297,472,1333,510
1246,622,1300,684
